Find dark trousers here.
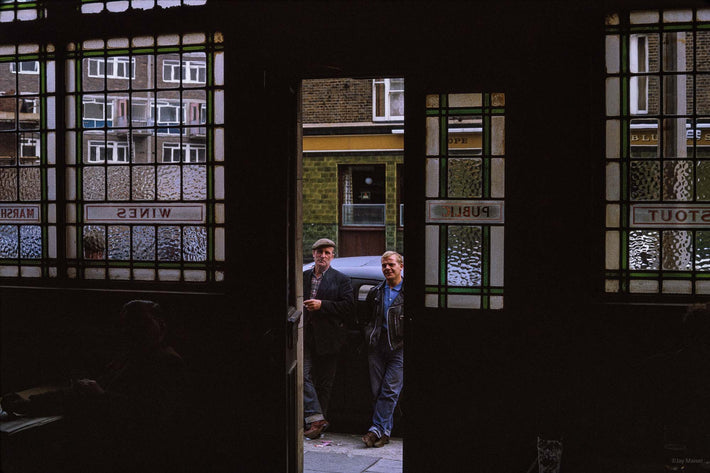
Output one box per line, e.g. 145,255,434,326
303,344,339,422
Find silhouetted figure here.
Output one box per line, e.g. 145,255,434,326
1,300,187,473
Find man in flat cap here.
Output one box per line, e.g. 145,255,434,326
302,238,354,439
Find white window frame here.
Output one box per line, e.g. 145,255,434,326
162,59,206,84
630,34,649,115
82,96,113,124
373,78,404,121
162,142,206,163
87,57,136,79
87,140,129,163
10,60,39,74
20,136,39,158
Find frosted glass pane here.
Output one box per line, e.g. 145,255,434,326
214,166,224,200
19,168,40,201
491,116,505,156
48,204,56,223
606,120,620,158
606,78,620,116
83,167,105,201
21,266,41,277
663,161,692,201
108,225,130,260
66,167,76,200
132,166,156,200
448,294,480,309
215,91,224,124
447,225,482,287
85,268,105,279
183,165,206,200
48,226,56,258
214,52,224,86
19,225,41,258
490,296,504,310
490,226,504,286
157,35,180,46
215,227,225,261
664,10,692,22
606,35,620,74
215,271,224,282
66,225,76,258
662,280,692,294
606,230,620,270
425,225,439,285
630,161,660,200
699,9,710,21
426,158,439,198
448,158,482,198
158,269,181,281
630,11,659,24
133,268,155,280
448,93,481,107
695,231,710,271
698,161,710,201
215,128,224,161
0,169,18,201
662,230,692,271
82,226,105,259
183,226,207,261
215,204,225,224
158,226,181,261
606,162,620,201
629,230,660,270
426,117,439,156
157,166,181,200
0,225,18,258
0,266,19,277
697,281,710,294
629,280,659,293
606,279,620,292
490,158,504,198
491,93,505,107
47,132,56,164
606,204,620,228
184,269,206,282
109,268,131,280
426,95,439,108
132,225,155,260
107,167,130,200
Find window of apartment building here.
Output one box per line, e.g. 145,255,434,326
63,32,224,282
0,43,57,278
9,60,39,74
162,58,206,84
373,78,404,121
87,57,136,79
87,140,129,163
425,93,505,309
340,165,386,226
162,142,205,163
605,9,710,295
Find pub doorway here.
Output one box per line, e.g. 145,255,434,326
301,77,405,472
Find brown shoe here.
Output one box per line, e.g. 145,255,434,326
362,431,378,448
304,420,329,439
373,434,390,448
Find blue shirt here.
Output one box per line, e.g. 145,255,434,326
382,280,403,330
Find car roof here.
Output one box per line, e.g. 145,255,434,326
303,255,385,280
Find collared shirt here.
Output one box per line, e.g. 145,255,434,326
310,267,328,300
382,280,403,330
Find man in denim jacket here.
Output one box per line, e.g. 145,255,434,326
362,251,404,448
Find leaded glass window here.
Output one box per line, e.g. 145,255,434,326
424,93,505,309
80,0,205,14
0,0,45,23
605,9,710,295
65,33,224,282
0,43,57,277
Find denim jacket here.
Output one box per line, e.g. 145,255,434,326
364,280,404,351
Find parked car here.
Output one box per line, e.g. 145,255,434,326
303,256,405,434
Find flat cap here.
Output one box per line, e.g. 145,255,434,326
312,238,336,250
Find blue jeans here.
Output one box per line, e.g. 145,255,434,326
303,345,337,425
368,329,404,438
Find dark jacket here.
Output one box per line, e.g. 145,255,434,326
364,280,404,351
303,267,354,355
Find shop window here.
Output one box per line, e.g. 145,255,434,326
605,9,710,295
424,93,505,310
0,43,57,278
373,78,404,121
340,164,386,226
65,33,224,282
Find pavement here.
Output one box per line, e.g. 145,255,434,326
304,431,403,473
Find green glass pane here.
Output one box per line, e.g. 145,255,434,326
447,158,482,198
